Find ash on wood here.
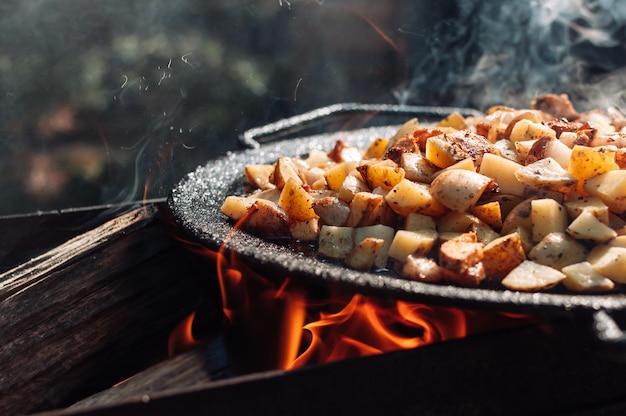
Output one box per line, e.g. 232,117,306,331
0,204,207,415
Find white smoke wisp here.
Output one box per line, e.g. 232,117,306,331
396,0,626,112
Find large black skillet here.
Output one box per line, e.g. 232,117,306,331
167,103,626,345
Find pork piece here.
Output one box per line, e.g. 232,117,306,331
532,94,580,121
543,118,580,138
438,239,484,274
384,135,420,164
401,256,444,283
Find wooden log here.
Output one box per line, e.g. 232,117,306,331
33,320,626,416
0,204,208,415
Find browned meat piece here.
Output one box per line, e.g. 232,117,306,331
543,118,580,138
438,239,484,274
384,135,421,164
532,94,580,121
401,255,444,283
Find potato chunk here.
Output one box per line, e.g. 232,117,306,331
318,225,354,259
501,260,566,291
528,232,588,270
482,233,526,281
344,237,385,270
561,261,615,292
430,169,493,212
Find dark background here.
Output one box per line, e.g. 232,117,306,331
1,0,625,215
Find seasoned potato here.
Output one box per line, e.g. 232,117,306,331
478,153,526,197
278,177,319,222
388,229,438,262
501,260,565,291
385,178,445,216
357,159,405,191
318,225,354,259
482,233,526,281
528,232,588,270
222,95,626,294
430,169,493,212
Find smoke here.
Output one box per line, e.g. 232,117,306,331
396,0,626,112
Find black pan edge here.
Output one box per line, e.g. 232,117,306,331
168,124,626,317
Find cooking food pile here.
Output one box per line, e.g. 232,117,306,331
221,94,626,293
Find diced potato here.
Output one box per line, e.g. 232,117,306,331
243,199,290,237
278,177,319,222
344,237,385,270
587,245,626,283
528,232,588,270
353,224,395,268
515,158,577,193
324,161,357,192
584,170,626,214
425,131,495,168
566,209,617,242
436,112,467,130
564,196,610,225
221,195,254,221
500,198,534,235
357,159,405,191
400,152,438,183
568,145,619,182
425,135,458,168
561,261,615,292
469,221,501,244
436,211,480,234
404,212,437,231
318,225,354,259
608,235,626,248
385,178,444,216
290,218,320,241
503,111,542,140
388,229,438,262
501,260,566,291
514,139,537,161
482,233,526,281
304,149,330,168
389,118,419,145
337,173,370,203
244,164,275,190
478,153,526,197
430,169,493,212
530,198,568,242
493,139,520,162
508,119,557,142
524,137,572,169
312,196,350,226
469,201,503,229
363,138,389,159
345,192,385,227
271,157,306,190
434,157,476,175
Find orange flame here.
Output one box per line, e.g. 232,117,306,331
167,311,201,357
167,211,534,371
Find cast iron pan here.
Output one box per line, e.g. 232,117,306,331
168,103,626,345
